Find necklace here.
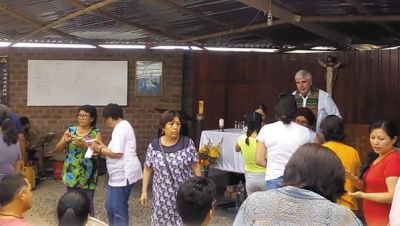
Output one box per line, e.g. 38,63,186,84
0,212,23,219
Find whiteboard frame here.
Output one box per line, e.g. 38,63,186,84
27,60,128,106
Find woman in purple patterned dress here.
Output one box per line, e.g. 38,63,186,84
140,110,201,226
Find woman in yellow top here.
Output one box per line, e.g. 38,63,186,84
235,112,266,196
319,115,361,211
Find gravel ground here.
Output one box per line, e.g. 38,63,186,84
25,175,236,226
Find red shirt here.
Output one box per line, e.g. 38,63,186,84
363,151,400,226
0,218,34,226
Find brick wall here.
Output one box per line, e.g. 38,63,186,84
0,47,184,161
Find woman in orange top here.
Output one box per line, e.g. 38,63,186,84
319,115,361,211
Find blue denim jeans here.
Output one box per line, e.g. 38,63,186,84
105,181,133,226
265,176,283,190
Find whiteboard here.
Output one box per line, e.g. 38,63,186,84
27,60,128,106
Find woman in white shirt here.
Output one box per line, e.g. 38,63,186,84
256,93,314,190
90,104,142,226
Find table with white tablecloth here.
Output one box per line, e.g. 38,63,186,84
200,129,245,174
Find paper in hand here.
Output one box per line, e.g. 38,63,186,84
84,147,94,159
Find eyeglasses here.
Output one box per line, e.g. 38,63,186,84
77,114,90,119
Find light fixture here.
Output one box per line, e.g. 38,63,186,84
383,46,400,50
12,42,96,48
286,50,333,53
267,0,273,26
189,46,204,50
311,46,337,50
205,47,278,53
99,44,146,49
350,44,381,50
150,46,190,50
0,42,11,47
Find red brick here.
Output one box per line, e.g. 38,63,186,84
0,48,184,160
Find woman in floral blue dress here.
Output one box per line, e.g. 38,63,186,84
140,110,201,226
55,105,103,216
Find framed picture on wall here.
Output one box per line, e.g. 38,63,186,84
135,61,163,96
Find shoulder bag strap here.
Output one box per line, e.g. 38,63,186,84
159,138,176,185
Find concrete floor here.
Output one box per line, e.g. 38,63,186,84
25,175,237,226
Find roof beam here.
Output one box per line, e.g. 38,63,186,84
67,0,182,41
237,0,353,46
343,0,395,34
236,0,299,21
18,0,118,41
0,3,98,46
300,15,400,23
152,0,236,29
344,0,369,14
180,20,286,43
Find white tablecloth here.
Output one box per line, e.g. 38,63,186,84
200,129,244,173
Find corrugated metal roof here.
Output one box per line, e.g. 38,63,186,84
0,0,399,49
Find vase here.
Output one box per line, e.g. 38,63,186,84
201,167,209,177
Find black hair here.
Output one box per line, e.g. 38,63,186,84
78,105,98,127
276,93,297,124
319,115,345,142
359,120,399,180
103,103,123,120
245,112,263,145
57,190,90,226
177,177,216,225
19,116,30,127
159,110,181,130
0,173,28,207
0,104,18,145
294,107,316,130
256,103,267,114
283,143,345,202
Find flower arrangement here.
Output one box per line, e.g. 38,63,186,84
197,138,221,169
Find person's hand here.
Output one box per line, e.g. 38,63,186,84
140,192,148,207
346,171,364,190
14,159,24,173
71,136,88,149
348,191,364,199
63,132,73,143
90,140,104,153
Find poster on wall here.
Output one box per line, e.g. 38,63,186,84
135,61,163,96
0,56,8,105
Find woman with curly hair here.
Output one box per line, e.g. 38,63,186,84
55,105,103,216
